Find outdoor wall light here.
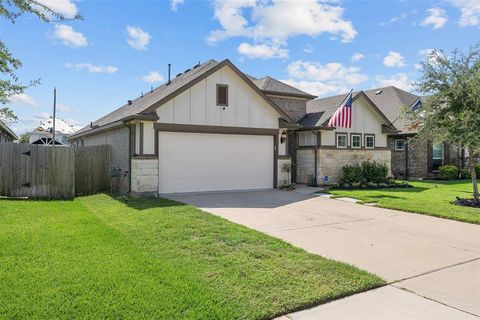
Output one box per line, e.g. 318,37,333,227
280,131,287,144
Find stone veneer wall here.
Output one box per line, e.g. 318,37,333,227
131,159,158,196
318,148,391,183
296,148,316,184
277,157,292,188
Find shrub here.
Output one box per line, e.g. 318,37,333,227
361,161,389,183
459,168,471,180
340,164,362,184
438,165,458,180
340,161,389,185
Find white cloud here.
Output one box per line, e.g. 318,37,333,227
281,60,368,97
447,0,480,26
35,0,78,19
281,79,346,98
142,71,164,83
171,0,184,11
65,63,118,73
237,42,288,59
36,112,51,120
126,26,151,50
53,24,88,48
383,51,406,67
56,104,71,112
418,48,444,65
9,93,39,108
207,0,356,58
375,73,413,91
420,8,447,29
414,63,423,70
303,44,314,53
351,53,365,62
287,60,368,85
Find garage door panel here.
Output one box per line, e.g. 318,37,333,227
158,132,273,193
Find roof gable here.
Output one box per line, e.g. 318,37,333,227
0,121,18,139
72,59,294,139
304,91,393,128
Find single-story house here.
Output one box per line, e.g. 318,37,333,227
29,117,82,146
69,59,461,196
0,121,18,143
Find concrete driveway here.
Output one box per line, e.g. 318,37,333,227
168,189,480,319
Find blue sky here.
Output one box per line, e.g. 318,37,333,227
3,0,479,134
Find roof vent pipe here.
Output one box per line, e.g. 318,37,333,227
167,63,171,85
128,100,132,105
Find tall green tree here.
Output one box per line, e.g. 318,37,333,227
0,0,81,120
413,43,480,203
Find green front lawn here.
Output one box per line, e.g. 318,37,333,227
328,180,479,224
0,194,384,319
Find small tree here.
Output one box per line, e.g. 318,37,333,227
413,43,480,203
0,1,81,115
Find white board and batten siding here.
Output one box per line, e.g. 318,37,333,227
321,95,388,147
150,65,284,194
155,65,281,129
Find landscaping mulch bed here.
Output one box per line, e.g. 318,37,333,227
454,198,480,208
330,182,413,191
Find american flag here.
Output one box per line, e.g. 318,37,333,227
328,91,353,128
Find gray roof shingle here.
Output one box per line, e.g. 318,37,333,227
246,75,316,98
72,59,220,137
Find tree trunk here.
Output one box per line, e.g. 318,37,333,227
468,148,479,203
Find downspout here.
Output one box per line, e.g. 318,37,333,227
125,122,132,195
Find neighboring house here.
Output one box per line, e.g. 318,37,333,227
29,118,82,146
69,59,460,196
295,86,463,183
0,121,18,143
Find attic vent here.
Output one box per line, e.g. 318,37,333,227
184,68,191,73
128,100,132,105
176,73,182,77
375,90,383,95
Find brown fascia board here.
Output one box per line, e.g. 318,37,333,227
381,124,399,134
68,113,158,140
263,90,317,100
142,59,294,123
68,121,125,140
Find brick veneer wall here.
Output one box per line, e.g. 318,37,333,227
82,126,131,193
389,136,462,179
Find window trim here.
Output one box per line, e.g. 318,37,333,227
365,134,375,149
216,84,228,106
395,139,406,151
350,133,362,149
336,132,348,148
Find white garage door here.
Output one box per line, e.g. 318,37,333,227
158,131,274,194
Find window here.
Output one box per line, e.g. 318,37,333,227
336,133,347,148
351,134,361,148
216,84,228,106
395,139,406,151
432,142,444,171
365,135,375,149
298,131,317,147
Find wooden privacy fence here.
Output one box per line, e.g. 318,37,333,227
0,143,111,199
